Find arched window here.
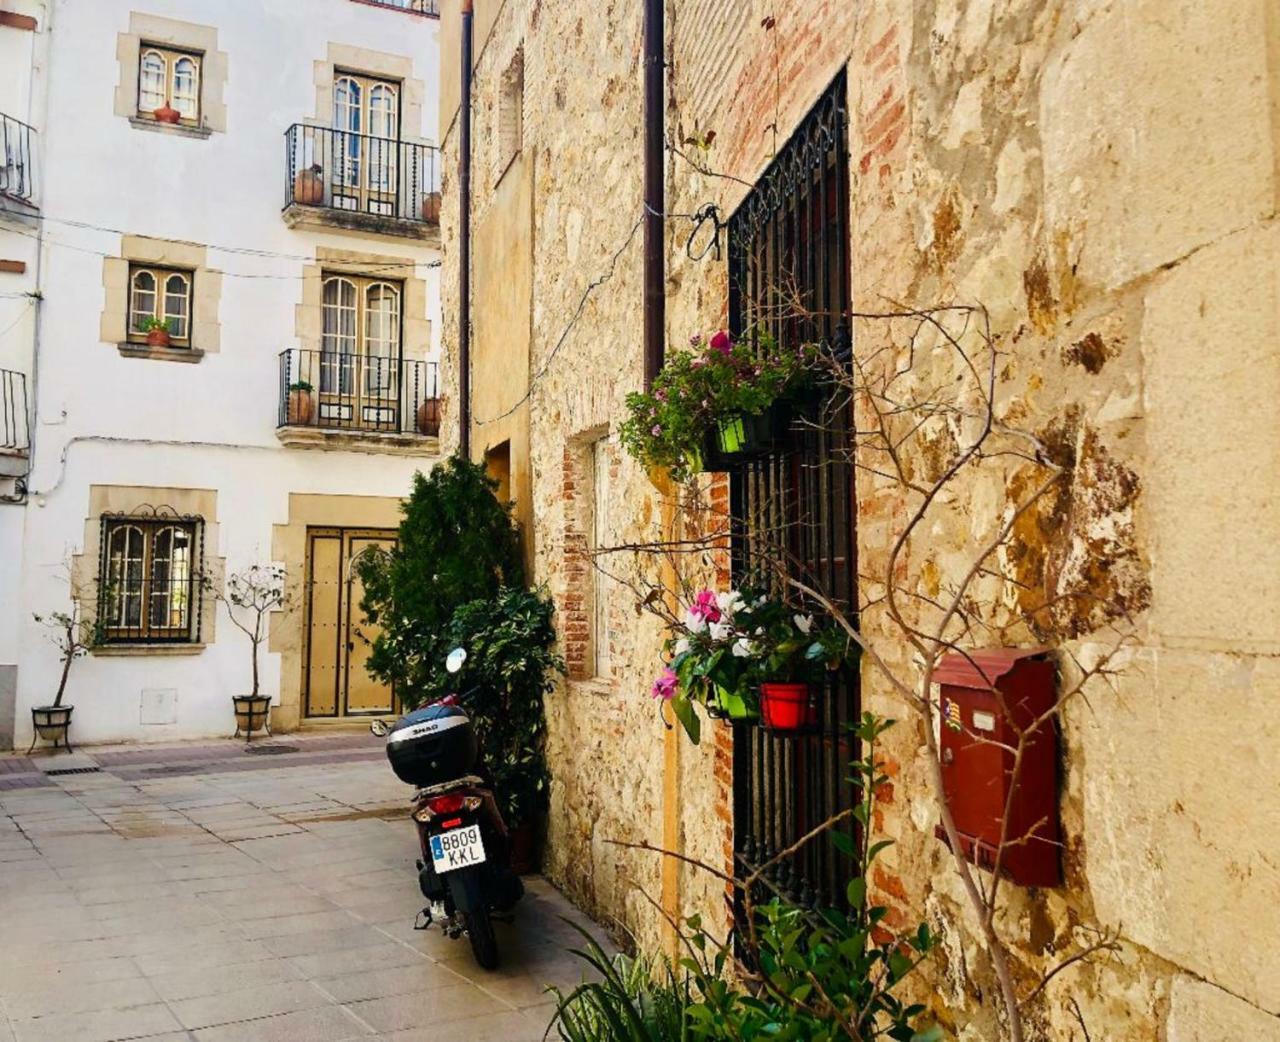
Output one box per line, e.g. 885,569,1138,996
172,56,200,120
100,516,203,642
127,264,193,346
364,282,400,396
330,72,401,212
136,45,202,125
139,50,166,113
148,525,192,631
106,524,145,629
321,276,358,394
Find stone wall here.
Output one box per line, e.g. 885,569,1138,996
439,0,1280,1036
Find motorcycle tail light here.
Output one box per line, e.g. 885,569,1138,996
412,793,484,824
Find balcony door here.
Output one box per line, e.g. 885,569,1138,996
304,527,397,717
319,274,402,431
333,72,400,216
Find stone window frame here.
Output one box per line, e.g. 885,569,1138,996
562,426,617,684
495,46,524,185
115,13,227,137
126,262,194,347
72,485,223,657
101,235,222,361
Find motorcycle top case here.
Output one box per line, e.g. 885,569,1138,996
384,703,479,787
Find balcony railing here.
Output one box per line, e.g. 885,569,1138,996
1,368,29,454
284,124,440,227
351,0,440,14
0,113,37,207
278,349,440,438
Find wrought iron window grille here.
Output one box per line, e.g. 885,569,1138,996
96,507,205,645
726,71,858,916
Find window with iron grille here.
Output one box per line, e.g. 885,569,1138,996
98,512,204,644
727,72,856,912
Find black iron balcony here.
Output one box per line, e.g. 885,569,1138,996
1,368,29,476
277,349,441,445
283,124,441,239
0,113,37,210
351,0,440,14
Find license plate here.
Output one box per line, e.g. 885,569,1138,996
429,824,486,873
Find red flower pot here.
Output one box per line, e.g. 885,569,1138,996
153,103,181,124
760,682,815,731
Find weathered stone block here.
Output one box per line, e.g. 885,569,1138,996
1167,976,1280,1041
1142,223,1280,653
1041,0,1276,290
1082,648,1280,1011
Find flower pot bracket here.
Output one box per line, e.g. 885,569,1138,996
29,705,74,754
233,695,273,741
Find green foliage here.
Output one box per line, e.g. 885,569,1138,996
550,716,941,1041
355,457,524,701
619,330,816,482
426,588,564,828
33,602,104,708
287,380,313,393
138,315,176,334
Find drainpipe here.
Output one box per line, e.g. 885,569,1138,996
458,0,474,458
642,0,665,387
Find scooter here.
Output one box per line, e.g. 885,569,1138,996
370,647,523,969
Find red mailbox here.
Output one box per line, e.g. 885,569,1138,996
934,647,1061,888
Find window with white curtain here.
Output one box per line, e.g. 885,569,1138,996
320,273,401,401
127,264,193,346
137,45,202,125
332,72,400,212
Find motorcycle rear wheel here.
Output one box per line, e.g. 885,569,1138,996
464,909,499,969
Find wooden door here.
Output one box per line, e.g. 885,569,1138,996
332,72,400,216
304,527,397,717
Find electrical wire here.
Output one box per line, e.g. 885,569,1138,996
0,299,34,342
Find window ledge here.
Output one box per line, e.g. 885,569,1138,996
94,643,207,658
118,343,204,364
127,117,213,140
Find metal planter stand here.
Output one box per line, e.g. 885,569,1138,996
232,695,272,742
29,705,74,754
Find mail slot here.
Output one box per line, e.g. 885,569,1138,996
934,647,1061,887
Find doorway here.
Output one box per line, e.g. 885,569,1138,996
303,526,397,717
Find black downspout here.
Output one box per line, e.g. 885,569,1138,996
642,0,665,388
459,0,474,458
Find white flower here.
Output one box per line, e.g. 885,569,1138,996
755,594,768,606
674,638,691,656
708,621,731,642
716,590,745,618
731,637,756,658
684,611,707,634
794,614,814,635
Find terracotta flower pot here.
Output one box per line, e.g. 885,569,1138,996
146,327,171,348
287,389,314,426
153,103,181,124
293,168,324,206
421,191,442,224
759,682,816,732
29,705,73,753
416,396,441,435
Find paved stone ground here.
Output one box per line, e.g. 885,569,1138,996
0,735,605,1042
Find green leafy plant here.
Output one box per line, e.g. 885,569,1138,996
288,380,313,393
426,587,564,829
551,716,941,1041
355,456,524,702
620,329,817,481
138,315,176,334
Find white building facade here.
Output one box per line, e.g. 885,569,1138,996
0,0,444,750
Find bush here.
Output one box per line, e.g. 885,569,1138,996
356,456,524,701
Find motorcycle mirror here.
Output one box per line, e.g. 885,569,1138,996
369,719,390,737
445,647,467,674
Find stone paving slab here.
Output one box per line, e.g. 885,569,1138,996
0,735,606,1042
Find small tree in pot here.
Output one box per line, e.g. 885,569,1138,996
30,597,102,754
202,564,287,742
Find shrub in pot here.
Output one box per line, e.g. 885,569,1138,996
201,564,288,742
293,163,324,205
139,316,175,348
286,380,314,425
30,599,103,754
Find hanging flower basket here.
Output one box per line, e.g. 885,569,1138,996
759,682,817,732
715,400,794,458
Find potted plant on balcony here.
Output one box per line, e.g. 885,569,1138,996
30,594,103,754
139,316,176,348
286,380,314,425
293,163,324,206
422,191,442,224
201,564,288,743
153,101,181,124
416,394,441,435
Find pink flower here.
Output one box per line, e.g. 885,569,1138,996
688,589,722,624
691,356,708,369
689,333,703,346
655,388,668,402
651,667,678,701
651,424,662,436
709,330,732,354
